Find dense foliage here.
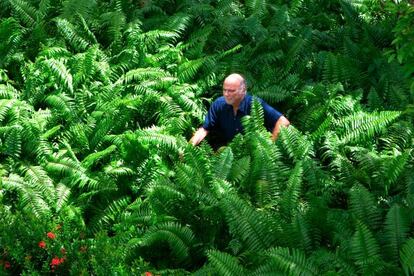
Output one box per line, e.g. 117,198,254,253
0,0,413,274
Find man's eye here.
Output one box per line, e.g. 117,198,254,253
224,89,236,93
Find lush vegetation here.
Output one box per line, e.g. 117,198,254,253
0,0,413,274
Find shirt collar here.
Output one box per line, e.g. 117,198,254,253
224,94,249,114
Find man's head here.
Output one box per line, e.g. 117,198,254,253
223,73,246,106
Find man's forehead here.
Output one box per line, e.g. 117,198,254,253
224,76,242,86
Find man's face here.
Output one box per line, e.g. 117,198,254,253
223,79,245,106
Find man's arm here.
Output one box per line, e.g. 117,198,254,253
271,115,290,141
189,127,209,146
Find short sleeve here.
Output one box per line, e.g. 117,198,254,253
259,98,282,131
202,101,219,130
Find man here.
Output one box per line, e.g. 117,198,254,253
190,73,290,146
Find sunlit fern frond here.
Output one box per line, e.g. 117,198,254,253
82,145,117,169
41,58,74,93
55,18,90,52
278,126,314,162
2,173,52,218
335,110,401,145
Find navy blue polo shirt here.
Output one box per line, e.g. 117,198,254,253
202,94,282,143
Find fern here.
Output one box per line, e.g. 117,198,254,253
280,161,304,220
349,184,381,231
206,249,247,276
55,182,71,211
335,111,401,145
266,246,319,275
278,126,314,162
400,238,414,275
89,196,131,233
42,58,74,93
140,222,195,264
245,0,267,18
350,221,383,274
213,147,234,181
4,125,22,158
383,204,410,264
9,0,36,27
221,193,279,251
2,173,52,218
55,18,90,52
22,165,55,206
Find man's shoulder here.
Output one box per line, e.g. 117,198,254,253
212,96,226,104
211,96,227,109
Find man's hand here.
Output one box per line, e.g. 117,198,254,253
271,116,290,141
189,128,209,146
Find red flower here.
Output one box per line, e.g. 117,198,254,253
47,232,56,239
38,241,46,248
4,261,10,269
145,272,153,276
51,257,61,266
50,256,65,269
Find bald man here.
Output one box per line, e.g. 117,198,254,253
190,73,290,146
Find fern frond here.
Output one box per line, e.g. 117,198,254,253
82,145,117,169
221,193,278,251
42,58,74,93
177,58,205,82
381,150,411,192
266,246,319,275
9,0,36,27
336,111,401,145
55,18,90,52
245,0,267,18
351,221,383,274
287,212,314,254
147,176,186,215
0,98,18,122
115,67,171,86
4,125,22,158
22,165,55,205
0,84,19,99
228,156,250,185
45,93,75,118
280,161,303,220
135,128,181,154
0,18,23,67
383,204,410,264
61,0,96,21
2,174,52,218
89,196,131,233
278,126,314,161
349,184,381,230
55,182,71,212
213,147,234,181
140,222,195,263
400,238,414,275
206,249,247,276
